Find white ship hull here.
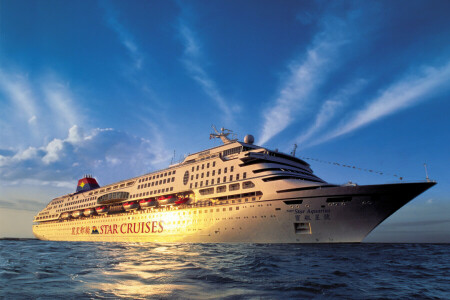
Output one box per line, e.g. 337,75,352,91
33,182,434,243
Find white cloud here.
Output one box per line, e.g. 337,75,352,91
0,125,171,185
42,138,65,164
317,61,450,143
179,23,238,123
258,15,352,146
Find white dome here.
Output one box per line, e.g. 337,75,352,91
244,134,254,144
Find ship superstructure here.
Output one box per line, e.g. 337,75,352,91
32,128,435,243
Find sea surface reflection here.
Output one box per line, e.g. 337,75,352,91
1,240,449,299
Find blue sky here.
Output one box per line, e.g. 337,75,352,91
0,0,449,241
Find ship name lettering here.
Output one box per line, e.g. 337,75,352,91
307,209,331,214
94,221,165,235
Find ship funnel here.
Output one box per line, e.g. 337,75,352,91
76,175,100,193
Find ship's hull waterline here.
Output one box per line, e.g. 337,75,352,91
33,182,434,243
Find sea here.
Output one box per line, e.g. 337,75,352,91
0,240,448,299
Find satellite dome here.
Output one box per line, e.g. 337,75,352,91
244,134,254,144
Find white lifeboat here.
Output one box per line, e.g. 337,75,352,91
83,208,95,217
61,212,70,219
72,211,83,218
95,206,108,214
175,197,190,205
139,198,157,208
157,195,177,206
123,201,139,211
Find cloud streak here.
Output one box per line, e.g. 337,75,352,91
316,61,450,143
296,79,367,146
178,23,237,123
258,14,358,145
0,69,83,147
102,2,144,70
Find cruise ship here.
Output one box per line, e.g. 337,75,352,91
32,127,436,243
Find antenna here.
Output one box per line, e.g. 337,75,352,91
424,163,430,182
291,144,298,157
170,150,176,165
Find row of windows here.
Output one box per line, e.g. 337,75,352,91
137,177,175,189
131,186,174,199
138,170,176,183
191,161,216,172
65,196,97,207
199,181,255,195
189,172,247,189
190,166,236,180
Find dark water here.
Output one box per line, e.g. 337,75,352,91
0,241,449,299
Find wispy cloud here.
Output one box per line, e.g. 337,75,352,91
178,22,237,123
296,79,367,146
42,76,80,130
102,2,143,70
0,69,83,147
316,61,450,143
0,71,37,121
258,15,353,146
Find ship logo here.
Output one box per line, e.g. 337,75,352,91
91,226,99,234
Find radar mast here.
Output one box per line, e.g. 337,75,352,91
210,125,237,144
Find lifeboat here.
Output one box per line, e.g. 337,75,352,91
72,210,83,218
95,206,109,214
139,198,157,208
83,208,95,217
157,195,177,206
123,201,139,211
175,197,189,205
61,212,70,219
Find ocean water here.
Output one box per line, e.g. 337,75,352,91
0,240,448,299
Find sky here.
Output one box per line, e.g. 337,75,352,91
0,0,449,242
